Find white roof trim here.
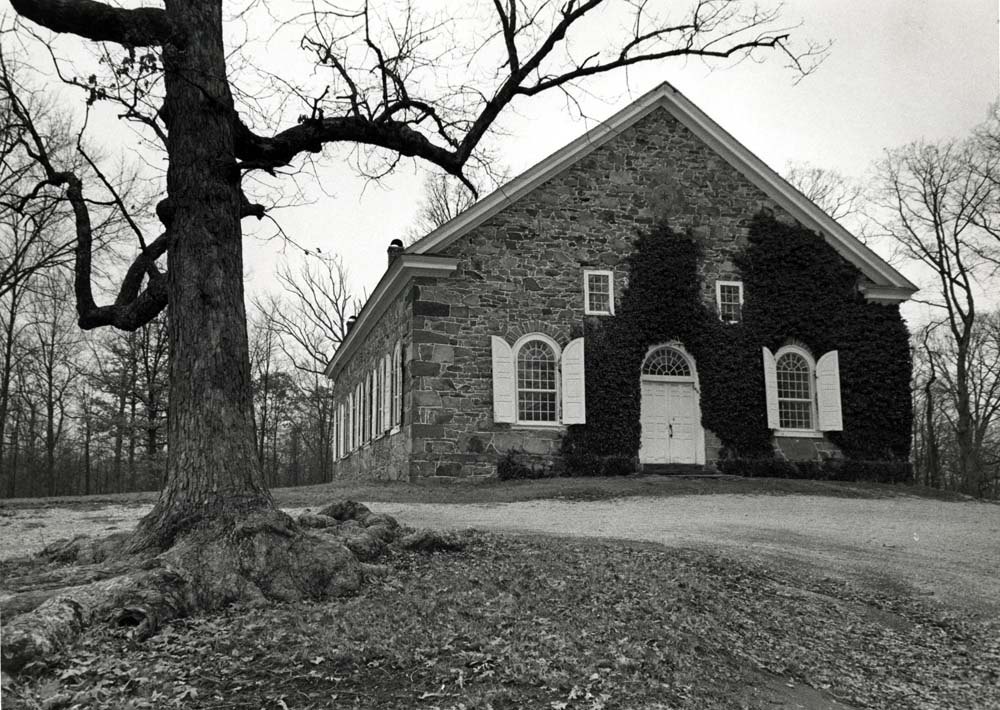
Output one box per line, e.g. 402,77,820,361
408,81,916,300
859,283,918,305
324,255,459,379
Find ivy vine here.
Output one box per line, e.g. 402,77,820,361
564,211,912,469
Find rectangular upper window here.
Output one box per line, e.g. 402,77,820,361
584,270,614,315
716,280,743,323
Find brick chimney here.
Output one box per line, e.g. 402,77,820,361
387,238,404,267
346,315,357,333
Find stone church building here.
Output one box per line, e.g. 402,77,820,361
323,82,916,480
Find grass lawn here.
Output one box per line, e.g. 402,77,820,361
4,532,997,709
0,475,972,510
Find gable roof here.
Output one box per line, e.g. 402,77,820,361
407,81,917,301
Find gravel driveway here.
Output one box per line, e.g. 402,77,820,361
374,495,1000,615
3,495,998,615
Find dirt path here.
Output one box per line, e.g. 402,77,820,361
3,495,997,615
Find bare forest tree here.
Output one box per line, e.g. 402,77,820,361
4,0,821,669
876,123,1000,496
252,254,359,483
404,168,509,244
911,315,1000,497
784,161,864,224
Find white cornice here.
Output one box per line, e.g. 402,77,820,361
858,283,917,305
323,255,459,379
407,82,917,300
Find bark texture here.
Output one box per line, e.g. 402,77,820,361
131,0,271,550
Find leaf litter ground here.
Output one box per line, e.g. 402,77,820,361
3,531,998,709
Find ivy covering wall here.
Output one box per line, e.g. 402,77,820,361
565,211,912,466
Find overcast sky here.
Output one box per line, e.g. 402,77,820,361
236,0,998,321
9,0,999,321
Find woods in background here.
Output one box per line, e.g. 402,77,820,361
0,252,356,498
1,58,997,499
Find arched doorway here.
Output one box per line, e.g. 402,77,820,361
639,344,704,465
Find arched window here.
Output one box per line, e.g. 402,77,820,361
642,346,693,379
776,348,814,430
516,338,558,423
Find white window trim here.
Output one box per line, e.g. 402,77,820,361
715,280,744,323
774,344,818,435
774,430,825,438
512,333,562,426
584,270,614,316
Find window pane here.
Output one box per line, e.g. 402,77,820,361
779,400,812,429
642,347,691,377
519,391,557,421
776,354,810,399
516,340,557,422
719,283,742,322
776,352,812,428
587,273,611,313
517,342,556,389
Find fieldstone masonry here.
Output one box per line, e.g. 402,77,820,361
331,106,843,479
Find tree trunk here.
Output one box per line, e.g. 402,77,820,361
0,284,19,498
146,397,158,455
132,0,271,550
953,348,979,495
112,367,127,492
84,421,91,496
9,405,21,498
128,386,136,492
923,356,941,489
45,394,55,497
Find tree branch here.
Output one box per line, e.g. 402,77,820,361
10,0,173,47
1,51,167,331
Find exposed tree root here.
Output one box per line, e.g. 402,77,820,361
0,501,442,675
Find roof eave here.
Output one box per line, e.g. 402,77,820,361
323,255,459,380
859,283,919,305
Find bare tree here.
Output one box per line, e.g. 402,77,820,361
5,0,820,665
248,300,284,479
0,56,76,299
23,272,81,496
257,254,359,482
264,255,358,376
875,135,997,495
404,168,509,244
784,161,864,224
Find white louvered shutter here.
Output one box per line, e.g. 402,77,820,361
491,336,516,423
561,337,586,424
816,350,844,431
762,347,779,430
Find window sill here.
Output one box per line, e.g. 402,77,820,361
512,422,566,430
585,310,614,317
775,429,824,439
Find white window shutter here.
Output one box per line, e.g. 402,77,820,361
762,347,779,430
816,350,844,431
561,337,586,424
491,336,516,423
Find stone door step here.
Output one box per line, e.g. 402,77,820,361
640,463,710,475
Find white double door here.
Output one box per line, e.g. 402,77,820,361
639,380,700,464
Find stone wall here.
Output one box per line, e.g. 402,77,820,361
330,293,412,480
408,106,815,477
